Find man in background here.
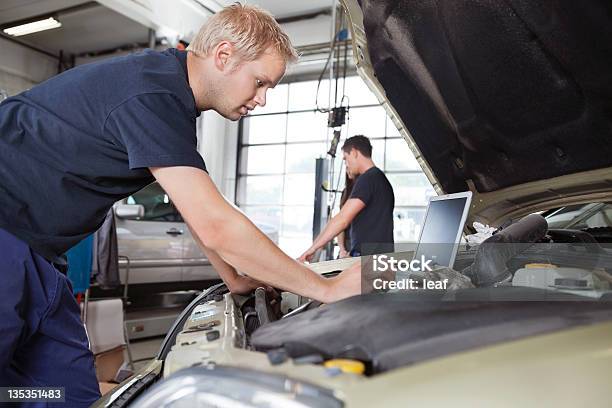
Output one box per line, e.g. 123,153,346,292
299,135,395,261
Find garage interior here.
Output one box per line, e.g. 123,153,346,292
1,0,436,396
2,0,611,405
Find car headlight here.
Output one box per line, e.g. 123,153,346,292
131,365,343,408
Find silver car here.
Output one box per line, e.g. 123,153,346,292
114,182,278,287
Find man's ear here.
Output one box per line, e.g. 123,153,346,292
213,41,234,72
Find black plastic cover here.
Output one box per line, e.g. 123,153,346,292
358,0,612,193
252,289,612,373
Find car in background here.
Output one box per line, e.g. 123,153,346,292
113,182,278,290
544,203,612,239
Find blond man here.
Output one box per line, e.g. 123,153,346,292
0,4,359,405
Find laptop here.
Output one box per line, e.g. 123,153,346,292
413,191,473,269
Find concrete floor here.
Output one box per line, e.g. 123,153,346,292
126,335,165,372
99,335,165,398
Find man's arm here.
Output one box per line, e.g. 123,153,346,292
298,198,365,262
150,166,359,303
187,224,267,294
337,230,349,258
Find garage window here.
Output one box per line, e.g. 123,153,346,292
237,77,435,257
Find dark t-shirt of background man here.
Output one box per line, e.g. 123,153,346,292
0,48,206,263
349,166,395,255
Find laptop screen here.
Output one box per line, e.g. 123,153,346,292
414,193,472,268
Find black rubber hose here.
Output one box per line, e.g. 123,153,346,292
255,287,272,326
463,214,548,286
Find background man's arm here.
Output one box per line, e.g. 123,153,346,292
337,230,349,258
298,198,365,262
150,166,359,303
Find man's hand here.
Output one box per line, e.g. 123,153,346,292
297,247,316,263
338,246,350,258
322,262,361,302
298,198,365,264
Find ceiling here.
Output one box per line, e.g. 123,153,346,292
0,0,88,24
0,0,334,56
217,0,333,19
0,0,149,55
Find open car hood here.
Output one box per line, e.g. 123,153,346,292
342,0,612,226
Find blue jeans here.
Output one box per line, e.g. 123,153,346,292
0,228,101,407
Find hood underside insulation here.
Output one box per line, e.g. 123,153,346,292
358,0,612,193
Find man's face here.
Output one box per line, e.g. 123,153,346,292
216,48,286,121
343,148,359,177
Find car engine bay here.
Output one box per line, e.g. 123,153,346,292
95,214,612,407
153,215,612,384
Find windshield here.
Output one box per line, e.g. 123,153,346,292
544,203,600,229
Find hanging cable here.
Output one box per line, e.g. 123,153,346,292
340,25,349,107
315,0,338,113
315,49,333,113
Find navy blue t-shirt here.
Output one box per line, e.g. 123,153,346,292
349,167,395,255
0,48,206,262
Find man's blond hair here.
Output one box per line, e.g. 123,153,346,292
187,2,298,64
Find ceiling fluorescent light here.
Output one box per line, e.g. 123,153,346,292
3,17,62,37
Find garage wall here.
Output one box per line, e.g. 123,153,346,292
0,37,57,96
197,111,239,201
